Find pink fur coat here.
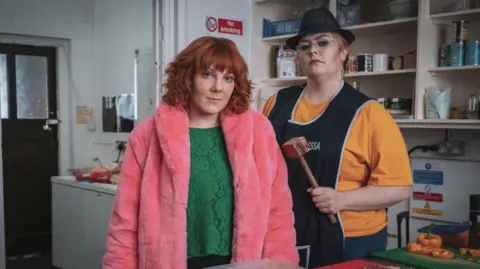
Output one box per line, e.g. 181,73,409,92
102,102,299,269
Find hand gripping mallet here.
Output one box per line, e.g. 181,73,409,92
282,137,337,224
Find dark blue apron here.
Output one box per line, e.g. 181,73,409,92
268,81,372,268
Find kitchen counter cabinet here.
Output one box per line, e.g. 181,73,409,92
52,177,116,269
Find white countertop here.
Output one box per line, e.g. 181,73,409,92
51,176,118,195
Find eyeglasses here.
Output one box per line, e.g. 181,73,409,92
296,38,334,53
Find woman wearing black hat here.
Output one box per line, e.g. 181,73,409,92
262,6,413,268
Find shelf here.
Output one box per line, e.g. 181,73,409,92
430,8,480,22
261,18,417,44
261,34,296,44
428,65,480,72
343,17,418,36
344,69,416,78
396,119,480,129
260,76,306,85
253,3,480,131
260,69,416,84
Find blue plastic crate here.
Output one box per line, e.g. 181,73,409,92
262,18,301,38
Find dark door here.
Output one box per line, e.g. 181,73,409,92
0,44,59,257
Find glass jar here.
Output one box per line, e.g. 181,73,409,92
467,94,479,119
377,98,386,108
390,98,401,109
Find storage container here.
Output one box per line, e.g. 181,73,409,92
262,18,301,39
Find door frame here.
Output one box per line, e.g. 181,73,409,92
0,34,73,174
0,34,73,267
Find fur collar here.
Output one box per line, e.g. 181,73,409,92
154,102,253,209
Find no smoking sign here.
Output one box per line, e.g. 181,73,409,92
206,16,217,32
205,16,243,36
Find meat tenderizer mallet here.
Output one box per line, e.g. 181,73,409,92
282,136,337,224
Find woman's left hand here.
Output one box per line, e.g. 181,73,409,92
308,187,345,214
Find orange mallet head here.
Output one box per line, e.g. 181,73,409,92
282,137,310,159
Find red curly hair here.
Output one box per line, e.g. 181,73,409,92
162,36,253,114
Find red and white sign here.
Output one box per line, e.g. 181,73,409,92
205,16,218,32
218,18,243,36
413,191,443,202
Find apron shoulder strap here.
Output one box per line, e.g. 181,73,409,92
268,85,304,121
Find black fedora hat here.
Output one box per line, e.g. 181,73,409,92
286,6,355,49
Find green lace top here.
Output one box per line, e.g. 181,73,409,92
187,126,234,259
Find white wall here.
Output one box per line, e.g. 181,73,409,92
0,0,154,170
92,0,155,151
175,0,251,66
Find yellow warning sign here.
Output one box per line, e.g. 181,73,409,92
412,207,443,216
424,201,431,209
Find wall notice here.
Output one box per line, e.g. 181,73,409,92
412,185,444,217
205,16,218,32
76,106,92,124
412,204,443,216
218,18,243,36
410,161,445,220
205,16,243,36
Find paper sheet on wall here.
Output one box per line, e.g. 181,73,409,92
409,159,446,221
76,106,92,124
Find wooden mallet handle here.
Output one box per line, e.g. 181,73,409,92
282,137,337,224
298,156,337,224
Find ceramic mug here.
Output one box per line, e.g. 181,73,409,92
373,54,389,72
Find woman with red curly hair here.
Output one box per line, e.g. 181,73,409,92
102,36,299,269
